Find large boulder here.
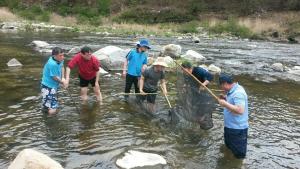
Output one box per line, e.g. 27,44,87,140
161,44,182,58
182,50,206,62
8,149,63,169
93,46,130,71
271,63,284,72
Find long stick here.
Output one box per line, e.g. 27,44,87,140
118,92,158,95
65,88,80,113
173,60,219,101
160,84,172,108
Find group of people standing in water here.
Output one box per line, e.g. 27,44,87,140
41,39,249,159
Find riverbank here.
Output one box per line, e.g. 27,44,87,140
0,7,300,43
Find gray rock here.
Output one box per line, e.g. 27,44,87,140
161,44,182,58
182,50,206,62
8,149,63,169
271,63,284,72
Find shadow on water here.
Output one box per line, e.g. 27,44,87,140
0,32,299,169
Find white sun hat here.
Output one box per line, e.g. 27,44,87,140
152,57,168,67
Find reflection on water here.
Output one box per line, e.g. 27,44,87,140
0,32,299,169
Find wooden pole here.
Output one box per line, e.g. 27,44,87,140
160,84,172,108
118,92,158,95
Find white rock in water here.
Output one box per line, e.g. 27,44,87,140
116,150,167,169
163,56,174,65
161,44,182,58
271,63,284,72
288,66,300,76
23,96,37,101
182,50,206,61
208,64,221,74
292,66,300,70
99,67,109,74
7,58,22,67
8,149,63,169
31,40,50,48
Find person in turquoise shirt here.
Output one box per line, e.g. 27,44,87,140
122,39,150,100
218,73,249,159
41,47,67,115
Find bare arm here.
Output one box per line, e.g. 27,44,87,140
160,79,167,95
142,64,147,73
139,75,145,94
61,67,65,79
65,67,71,81
95,70,100,86
218,99,245,115
122,59,128,77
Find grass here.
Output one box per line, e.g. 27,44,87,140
177,21,199,34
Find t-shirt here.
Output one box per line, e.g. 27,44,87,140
224,83,249,129
142,66,165,91
41,56,64,89
68,53,100,80
192,67,213,83
126,49,148,77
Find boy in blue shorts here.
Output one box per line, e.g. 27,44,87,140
41,47,67,115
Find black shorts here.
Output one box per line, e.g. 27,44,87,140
139,88,157,104
79,76,97,87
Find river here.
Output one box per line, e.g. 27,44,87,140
0,32,299,169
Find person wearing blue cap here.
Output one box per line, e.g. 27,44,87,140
122,39,151,100
218,73,249,159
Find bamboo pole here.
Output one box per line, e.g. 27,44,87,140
160,84,172,108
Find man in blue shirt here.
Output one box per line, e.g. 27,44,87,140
122,39,150,100
41,47,67,115
218,73,249,159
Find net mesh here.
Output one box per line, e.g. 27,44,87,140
170,66,215,130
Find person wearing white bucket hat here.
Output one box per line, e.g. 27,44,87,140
139,57,168,113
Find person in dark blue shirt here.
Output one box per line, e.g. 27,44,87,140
181,61,213,86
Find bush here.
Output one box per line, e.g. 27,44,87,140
177,21,199,33
115,7,195,24
208,18,253,38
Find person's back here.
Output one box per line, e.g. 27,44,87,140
192,67,213,83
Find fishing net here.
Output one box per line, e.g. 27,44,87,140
169,66,216,130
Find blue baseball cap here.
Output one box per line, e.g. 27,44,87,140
219,73,234,84
137,39,151,49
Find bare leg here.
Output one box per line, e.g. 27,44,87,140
80,87,88,104
93,85,102,104
48,109,57,115
146,103,155,113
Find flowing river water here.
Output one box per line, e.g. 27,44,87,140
0,32,299,169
